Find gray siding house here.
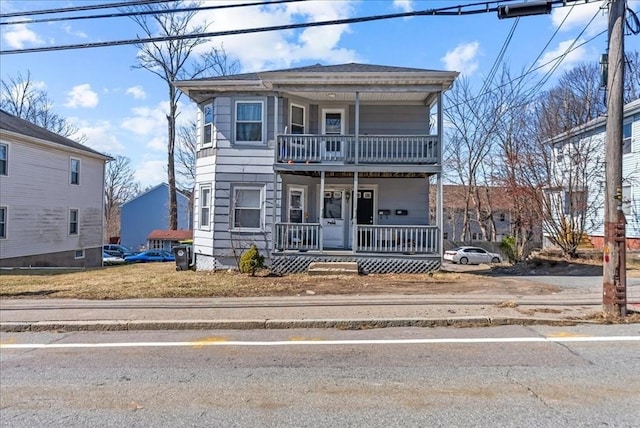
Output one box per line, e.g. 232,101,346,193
175,63,458,273
0,109,109,267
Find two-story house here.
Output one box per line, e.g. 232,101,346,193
175,63,458,273
0,109,110,267
546,98,639,250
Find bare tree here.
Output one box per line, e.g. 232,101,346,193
176,120,197,190
104,155,140,241
125,0,238,230
0,71,82,140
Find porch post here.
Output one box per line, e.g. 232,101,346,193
273,94,279,164
437,91,443,165
437,172,443,256
319,171,325,254
272,171,279,251
355,92,360,165
353,172,359,254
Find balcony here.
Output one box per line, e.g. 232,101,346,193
276,134,439,166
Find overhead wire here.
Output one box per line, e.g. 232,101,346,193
0,0,172,18
0,0,306,26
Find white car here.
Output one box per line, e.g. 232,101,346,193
443,246,503,265
103,251,125,266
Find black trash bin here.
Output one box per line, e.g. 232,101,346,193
173,246,189,271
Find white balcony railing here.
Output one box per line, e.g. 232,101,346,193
274,223,439,254
277,135,438,165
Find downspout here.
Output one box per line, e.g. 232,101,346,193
353,92,360,254
437,91,444,259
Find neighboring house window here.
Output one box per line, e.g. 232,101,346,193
290,104,305,134
622,185,632,217
74,249,85,259
235,100,263,143
199,185,211,229
288,186,305,223
0,143,7,176
499,212,506,222
564,190,587,216
623,121,632,154
149,240,163,250
232,185,263,230
203,102,214,147
69,209,79,235
443,232,448,240
472,232,478,240
0,206,6,239
70,158,80,185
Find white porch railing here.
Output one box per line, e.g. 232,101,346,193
274,223,439,254
355,225,439,253
277,135,438,165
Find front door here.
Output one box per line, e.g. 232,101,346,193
322,189,345,248
322,109,345,160
350,189,375,247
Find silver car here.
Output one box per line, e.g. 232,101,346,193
443,246,503,265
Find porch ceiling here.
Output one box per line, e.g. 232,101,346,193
282,91,431,103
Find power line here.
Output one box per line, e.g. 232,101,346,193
3,0,579,55
0,0,171,18
1,0,306,26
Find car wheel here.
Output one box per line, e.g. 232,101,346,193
459,257,469,265
491,257,501,263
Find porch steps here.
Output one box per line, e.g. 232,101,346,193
307,261,359,276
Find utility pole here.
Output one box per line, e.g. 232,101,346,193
603,0,626,317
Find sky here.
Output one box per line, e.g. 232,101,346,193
1,0,639,188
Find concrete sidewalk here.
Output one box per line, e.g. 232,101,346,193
2,290,627,332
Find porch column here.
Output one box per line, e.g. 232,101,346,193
273,94,279,164
437,172,443,256
352,172,359,254
272,171,279,251
437,91,443,164
355,92,360,165
319,171,325,254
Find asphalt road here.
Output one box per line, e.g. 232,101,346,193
2,324,639,427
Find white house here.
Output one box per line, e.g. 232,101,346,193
0,110,110,267
175,63,458,273
546,98,640,250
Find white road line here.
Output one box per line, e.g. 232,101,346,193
2,336,639,349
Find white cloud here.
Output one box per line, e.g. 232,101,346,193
68,118,125,155
62,24,87,39
126,86,147,100
121,104,167,136
64,84,99,108
146,136,166,152
134,159,167,188
536,38,589,73
441,42,480,76
393,0,413,13
551,0,607,37
2,23,43,49
189,0,359,71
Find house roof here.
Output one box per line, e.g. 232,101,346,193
0,109,109,159
174,62,459,105
122,182,190,207
430,185,521,212
147,229,193,241
547,98,640,144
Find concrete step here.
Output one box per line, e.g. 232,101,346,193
307,261,359,276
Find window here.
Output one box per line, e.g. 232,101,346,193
202,102,214,147
199,185,211,229
564,190,587,216
74,249,85,259
0,143,7,176
472,232,478,240
443,232,448,240
623,122,632,154
288,186,305,223
235,101,263,143
622,185,632,217
69,209,79,235
232,186,263,230
499,212,506,222
0,207,6,239
290,104,305,134
70,158,80,185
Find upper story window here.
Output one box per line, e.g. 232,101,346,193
69,208,79,235
499,212,506,222
0,143,7,176
235,100,263,144
622,185,632,217
199,185,211,230
70,158,80,185
202,102,214,148
623,121,632,154
290,104,305,134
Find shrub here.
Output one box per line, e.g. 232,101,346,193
500,236,517,263
239,244,265,276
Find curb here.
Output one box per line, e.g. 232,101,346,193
0,317,588,332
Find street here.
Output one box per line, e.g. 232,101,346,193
2,325,639,427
